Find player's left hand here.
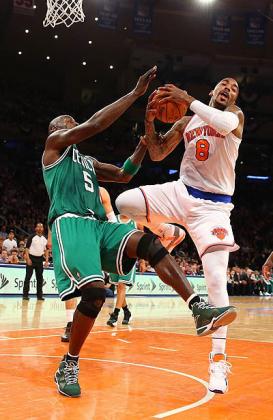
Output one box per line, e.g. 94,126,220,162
157,84,194,105
133,66,157,97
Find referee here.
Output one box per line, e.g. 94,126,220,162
23,223,49,300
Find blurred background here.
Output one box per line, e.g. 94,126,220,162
0,0,272,275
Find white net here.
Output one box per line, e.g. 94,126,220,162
43,0,85,28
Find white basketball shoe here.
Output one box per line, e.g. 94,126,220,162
208,353,232,394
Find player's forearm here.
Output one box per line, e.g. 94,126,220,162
119,139,147,182
86,91,139,135
145,120,165,161
190,100,239,135
263,252,273,268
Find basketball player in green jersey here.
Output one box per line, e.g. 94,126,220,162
42,66,237,398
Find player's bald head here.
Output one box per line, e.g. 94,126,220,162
48,115,76,134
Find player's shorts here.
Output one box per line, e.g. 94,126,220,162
51,213,138,300
109,264,136,287
139,179,239,258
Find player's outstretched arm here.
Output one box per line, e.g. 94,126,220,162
99,186,117,222
94,137,147,183
144,94,191,161
157,84,244,138
262,252,273,280
47,66,157,150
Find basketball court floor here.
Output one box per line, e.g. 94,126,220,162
1,295,273,419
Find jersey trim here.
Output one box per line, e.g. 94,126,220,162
139,187,151,223
200,241,239,258
42,146,71,171
116,229,138,275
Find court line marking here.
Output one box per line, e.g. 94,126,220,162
0,353,214,417
149,346,177,352
117,338,131,344
228,355,248,359
0,329,126,340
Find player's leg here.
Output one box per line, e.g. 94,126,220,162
34,260,45,300
202,250,231,394
52,216,106,397
105,226,237,336
61,298,77,342
107,282,127,327
116,185,186,251
23,264,33,300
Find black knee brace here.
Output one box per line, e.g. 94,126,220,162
77,287,106,318
136,233,168,267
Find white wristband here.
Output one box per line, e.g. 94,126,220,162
190,100,239,136
106,211,117,223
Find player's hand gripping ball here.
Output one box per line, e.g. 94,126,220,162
153,90,188,124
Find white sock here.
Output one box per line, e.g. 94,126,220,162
202,250,229,355
66,309,75,323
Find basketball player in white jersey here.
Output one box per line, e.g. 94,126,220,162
116,78,244,393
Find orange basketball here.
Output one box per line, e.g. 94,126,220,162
156,100,188,124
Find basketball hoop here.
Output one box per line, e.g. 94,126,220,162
43,0,85,28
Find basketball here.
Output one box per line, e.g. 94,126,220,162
155,100,188,124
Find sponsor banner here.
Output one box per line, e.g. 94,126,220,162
246,14,266,46
133,0,153,35
127,273,207,296
97,0,119,30
0,265,207,296
13,0,35,16
211,14,231,43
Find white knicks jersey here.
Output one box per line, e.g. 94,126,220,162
180,114,241,196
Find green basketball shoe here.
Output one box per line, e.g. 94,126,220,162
54,357,81,397
192,302,237,337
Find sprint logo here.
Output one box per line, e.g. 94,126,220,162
0,273,9,289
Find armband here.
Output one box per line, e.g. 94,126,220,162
122,158,141,176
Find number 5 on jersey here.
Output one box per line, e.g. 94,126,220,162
83,171,94,192
195,139,210,161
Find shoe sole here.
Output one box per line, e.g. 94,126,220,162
54,373,81,398
197,308,237,337
61,337,70,342
107,321,117,327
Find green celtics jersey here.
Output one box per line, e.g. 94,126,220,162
43,145,106,226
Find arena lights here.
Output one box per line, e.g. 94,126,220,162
33,4,37,9
18,51,22,55
25,29,29,34
123,26,127,30
94,79,98,83
246,175,270,181
88,40,92,44
198,0,216,4
46,56,50,60
94,17,99,21
82,61,87,66
54,34,58,39
109,65,114,70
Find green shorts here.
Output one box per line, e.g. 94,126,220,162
109,264,137,287
52,214,138,300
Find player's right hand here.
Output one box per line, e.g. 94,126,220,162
133,66,157,97
145,95,158,123
262,264,271,280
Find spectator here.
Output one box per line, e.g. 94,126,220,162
8,249,19,264
0,224,8,239
0,249,9,263
18,240,26,262
2,230,17,253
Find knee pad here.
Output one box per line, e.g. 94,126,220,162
136,233,168,267
77,287,106,318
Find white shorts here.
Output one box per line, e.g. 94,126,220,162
140,179,239,258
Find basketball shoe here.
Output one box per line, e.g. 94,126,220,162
107,312,118,327
208,353,232,393
61,321,72,342
55,356,81,397
122,308,132,325
191,302,237,336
